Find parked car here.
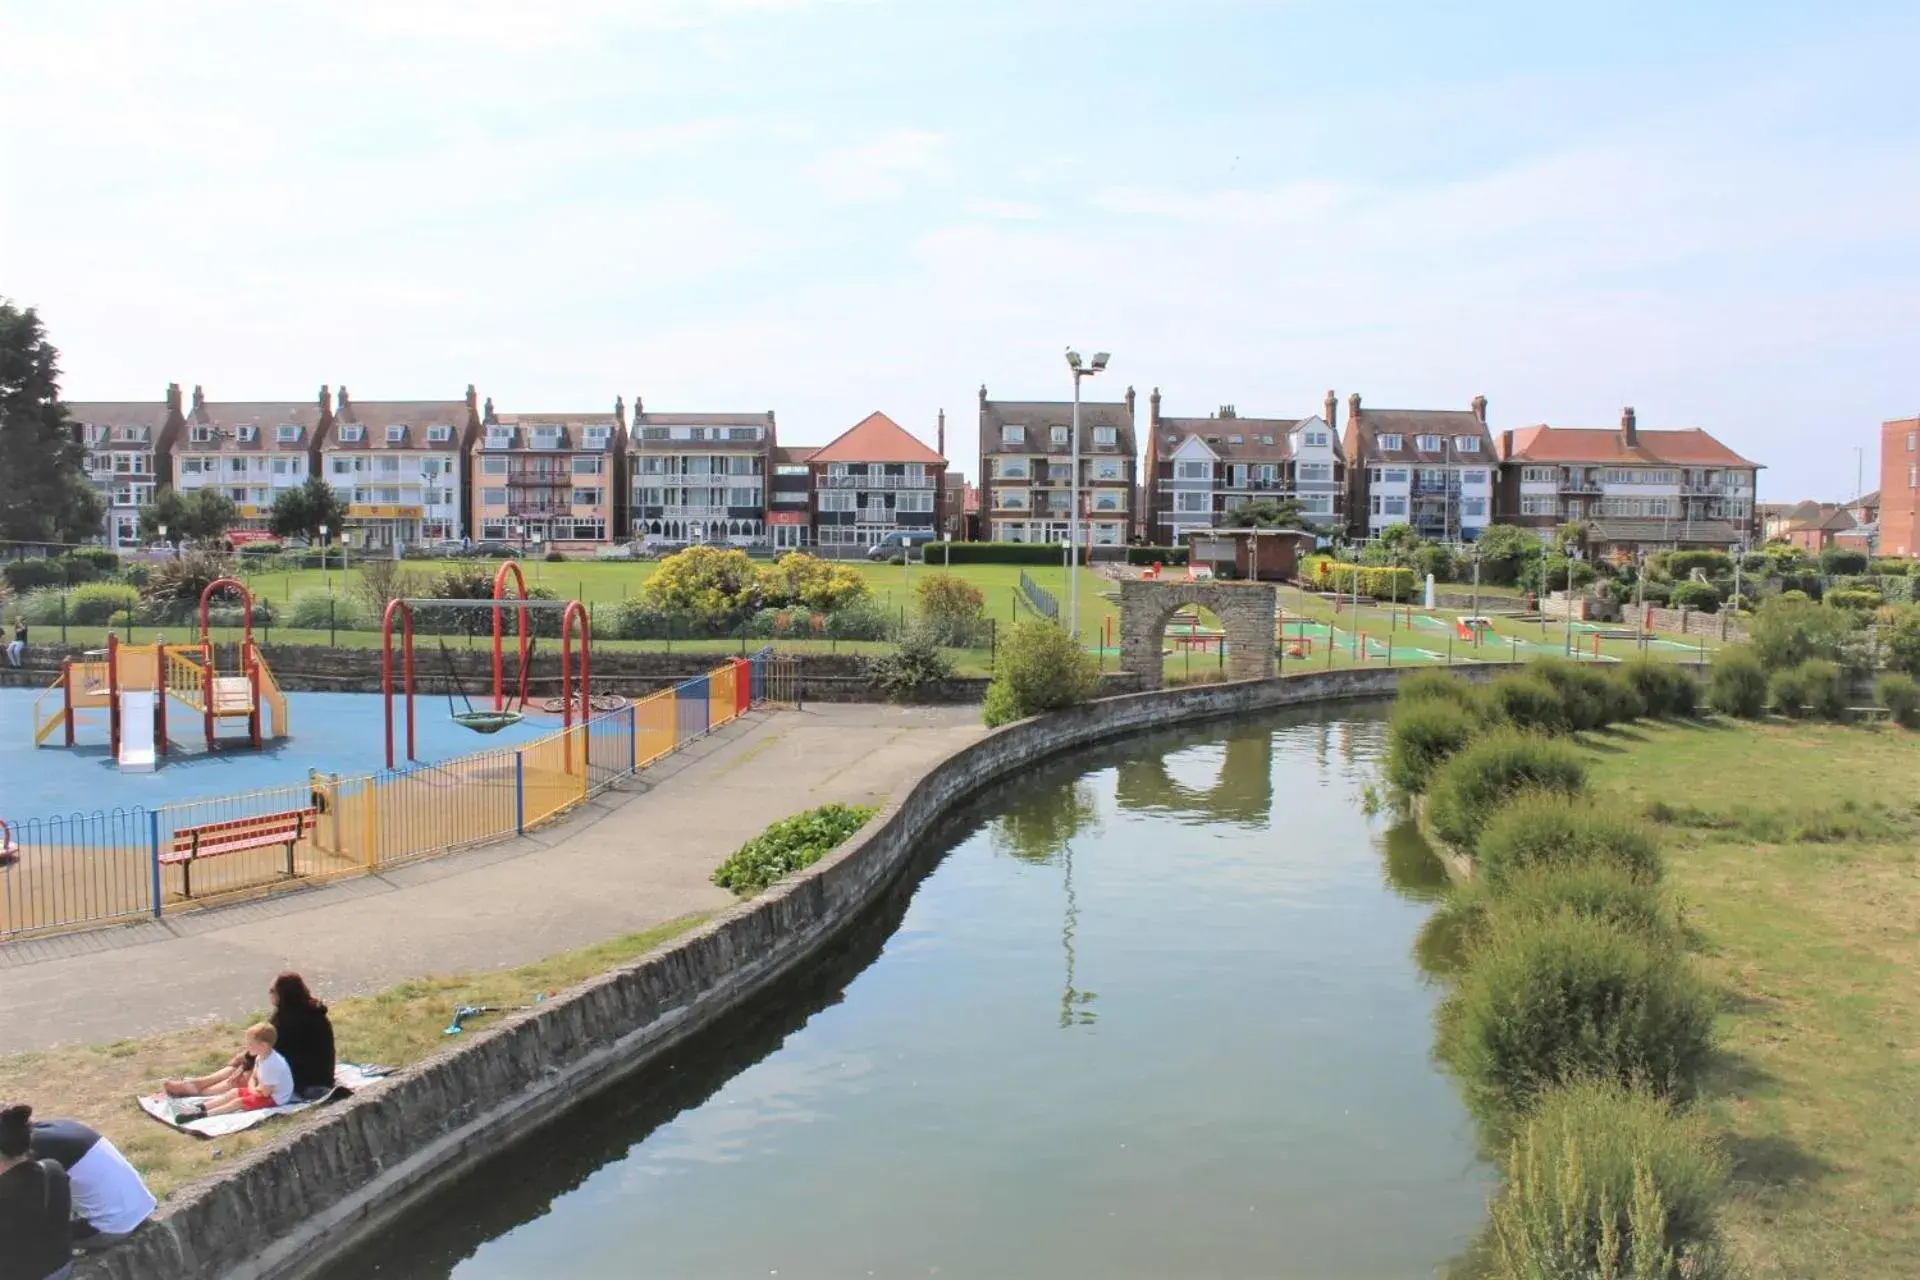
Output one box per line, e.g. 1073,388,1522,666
461,540,519,558
595,542,639,561
866,529,940,562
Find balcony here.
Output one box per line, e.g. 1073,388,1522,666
507,471,569,487
819,474,933,490
1682,482,1728,495
507,499,571,517
1560,474,1603,494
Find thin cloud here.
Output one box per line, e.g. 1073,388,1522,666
810,129,950,202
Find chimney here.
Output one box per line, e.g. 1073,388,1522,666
937,409,946,459
1347,392,1361,421
1472,394,1488,425
1149,386,1162,426
191,385,206,414
337,386,351,415
318,384,332,414
978,383,988,409
1125,385,1136,418
483,396,495,423
1324,389,1337,431
1621,406,1638,447
614,394,625,425
166,382,183,414
465,384,478,415
635,394,645,415
765,408,774,424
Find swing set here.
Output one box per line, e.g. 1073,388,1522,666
379,560,592,770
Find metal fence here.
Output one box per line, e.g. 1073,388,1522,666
1,649,777,941
1018,570,1061,621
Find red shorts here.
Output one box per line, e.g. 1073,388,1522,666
239,1087,276,1111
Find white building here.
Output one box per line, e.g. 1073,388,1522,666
319,388,481,549
1142,394,1346,544
169,386,329,532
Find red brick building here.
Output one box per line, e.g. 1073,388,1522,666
1882,417,1920,558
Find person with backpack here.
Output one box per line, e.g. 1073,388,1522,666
0,1103,74,1280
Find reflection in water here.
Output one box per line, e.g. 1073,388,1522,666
321,705,1491,1280
1382,819,1453,904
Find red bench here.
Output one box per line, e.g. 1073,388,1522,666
165,808,316,898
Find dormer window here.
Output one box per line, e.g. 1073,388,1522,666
484,428,513,449
1002,425,1025,445
1378,433,1403,451
386,425,407,444
728,427,760,442
189,426,215,444
1050,426,1070,446
339,425,365,443
531,425,564,449
583,425,612,450
237,425,259,443
1093,426,1117,447
427,424,453,443
1227,434,1244,444
1416,434,1441,452
276,425,301,443
1258,435,1276,445
1454,435,1480,452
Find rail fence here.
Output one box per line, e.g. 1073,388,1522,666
1018,570,1061,621
0,650,796,941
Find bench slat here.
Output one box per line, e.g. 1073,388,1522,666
164,809,316,864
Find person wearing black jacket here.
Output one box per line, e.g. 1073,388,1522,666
0,1103,73,1280
266,972,337,1099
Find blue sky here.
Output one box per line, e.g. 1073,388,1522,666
3,0,1916,500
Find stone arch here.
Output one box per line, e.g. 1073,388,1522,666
1119,580,1278,690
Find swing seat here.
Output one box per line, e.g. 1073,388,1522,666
452,710,524,734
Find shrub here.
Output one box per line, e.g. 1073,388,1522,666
1438,913,1717,1126
1310,560,1418,600
1396,670,1493,718
139,550,239,621
710,803,878,894
1530,658,1620,731
2,559,66,591
1825,587,1883,612
66,582,141,625
106,609,133,630
1870,558,1915,577
866,626,956,701
1439,860,1678,959
1819,545,1869,575
1768,665,1810,718
1487,674,1570,735
1621,656,1697,718
1474,793,1664,889
914,572,988,647
1657,549,1734,581
1666,581,1720,614
1887,607,1920,678
1749,595,1855,670
204,602,274,629
1125,545,1190,567
1877,673,1920,728
824,596,895,641
1385,698,1482,796
1487,1080,1732,1280
1426,729,1588,850
121,563,151,589
1707,646,1768,718
1795,658,1849,720
11,591,72,626
759,552,871,613
288,589,369,631
941,542,1070,565
644,545,763,627
982,619,1101,726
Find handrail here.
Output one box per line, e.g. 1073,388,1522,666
165,647,208,711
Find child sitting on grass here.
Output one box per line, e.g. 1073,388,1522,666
175,1024,294,1121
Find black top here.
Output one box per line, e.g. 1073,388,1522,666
0,1158,72,1280
274,1003,337,1094
11,624,23,643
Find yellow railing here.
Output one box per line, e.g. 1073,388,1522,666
253,648,289,739
32,676,66,745
165,648,208,711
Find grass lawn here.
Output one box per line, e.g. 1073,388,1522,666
1576,718,1920,1279
0,914,708,1203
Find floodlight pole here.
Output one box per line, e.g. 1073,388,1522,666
1070,366,1083,638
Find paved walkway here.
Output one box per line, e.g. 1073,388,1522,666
0,704,987,1054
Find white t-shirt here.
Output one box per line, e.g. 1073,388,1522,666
252,1049,295,1106
31,1119,156,1236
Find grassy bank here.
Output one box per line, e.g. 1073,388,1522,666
1580,718,1920,1278
0,914,708,1202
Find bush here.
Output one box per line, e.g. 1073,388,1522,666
1794,658,1849,720
1438,913,1717,1126
1621,656,1697,718
1825,587,1883,611
1657,549,1734,581
1530,658,1623,731
1396,670,1493,716
2,559,66,591
1707,646,1768,718
759,552,871,613
1768,665,1810,718
644,545,763,627
288,590,369,631
1486,1080,1732,1280
1309,559,1418,600
121,563,151,589
1474,793,1663,890
1877,673,1920,728
11,591,72,626
1666,581,1720,614
914,572,988,647
106,609,133,630
1438,860,1678,959
1819,545,1869,575
941,542,1071,565
710,803,878,894
1749,595,1855,670
1426,729,1588,850
866,626,956,701
1870,558,1914,577
1887,607,1920,678
982,619,1101,726
204,602,275,629
824,596,895,641
139,550,239,621
1125,545,1190,567
66,582,142,625
1385,699,1482,796
1487,674,1570,735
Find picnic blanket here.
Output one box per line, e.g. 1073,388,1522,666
138,1062,392,1139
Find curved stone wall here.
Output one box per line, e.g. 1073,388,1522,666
78,665,1520,1280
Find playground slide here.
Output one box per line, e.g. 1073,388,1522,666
119,691,157,772
1455,618,1475,641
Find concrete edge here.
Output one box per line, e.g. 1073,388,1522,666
76,665,1524,1280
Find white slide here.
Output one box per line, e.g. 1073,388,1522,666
119,691,157,772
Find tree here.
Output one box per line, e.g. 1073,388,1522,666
269,475,350,542
1747,595,1857,670
1223,498,1318,531
1554,520,1590,554
1471,524,1546,587
915,572,987,646
0,300,105,544
138,487,190,543
646,545,763,628
140,486,239,544
982,619,1101,726
1884,606,1920,679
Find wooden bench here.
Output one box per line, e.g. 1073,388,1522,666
164,808,316,898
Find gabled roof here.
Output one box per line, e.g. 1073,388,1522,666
65,401,172,449
1346,398,1495,464
181,386,329,453
323,388,476,453
484,405,626,452
774,445,817,464
629,402,773,452
1155,415,1300,463
980,388,1137,457
810,412,946,465
1502,424,1758,469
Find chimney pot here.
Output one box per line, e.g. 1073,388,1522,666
1347,392,1361,418
1324,389,1337,429
1621,406,1638,446
1472,394,1488,425
191,385,206,413
937,409,947,458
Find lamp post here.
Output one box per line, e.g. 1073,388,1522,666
319,523,330,584
1063,348,1111,640
1470,542,1482,648
1564,540,1579,657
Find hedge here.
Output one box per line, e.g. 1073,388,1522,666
1667,581,1721,613
1877,673,1920,728
1125,545,1191,566
1307,558,1417,599
937,542,1072,565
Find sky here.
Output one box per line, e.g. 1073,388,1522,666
3,0,1916,501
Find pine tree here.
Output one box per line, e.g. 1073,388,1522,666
0,300,104,545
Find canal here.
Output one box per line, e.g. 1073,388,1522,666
322,706,1492,1279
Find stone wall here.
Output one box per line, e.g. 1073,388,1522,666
1118,580,1278,689
1642,606,1747,643
75,663,1520,1280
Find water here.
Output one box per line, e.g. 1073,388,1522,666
324,707,1491,1280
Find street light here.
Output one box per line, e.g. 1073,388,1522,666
319,523,329,576
1063,347,1111,639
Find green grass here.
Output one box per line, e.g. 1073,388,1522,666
0,914,709,1204
1573,718,1920,1278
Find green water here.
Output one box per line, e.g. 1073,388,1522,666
323,708,1491,1279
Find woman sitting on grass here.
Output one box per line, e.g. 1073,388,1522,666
173,1024,293,1121
164,972,337,1103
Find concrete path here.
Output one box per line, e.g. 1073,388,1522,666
0,704,987,1054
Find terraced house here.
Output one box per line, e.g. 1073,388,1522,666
1495,409,1761,557
473,400,626,551
978,384,1137,546
1342,393,1497,542
628,400,775,547
167,385,330,534
1141,390,1345,544
316,387,482,551
67,383,185,549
